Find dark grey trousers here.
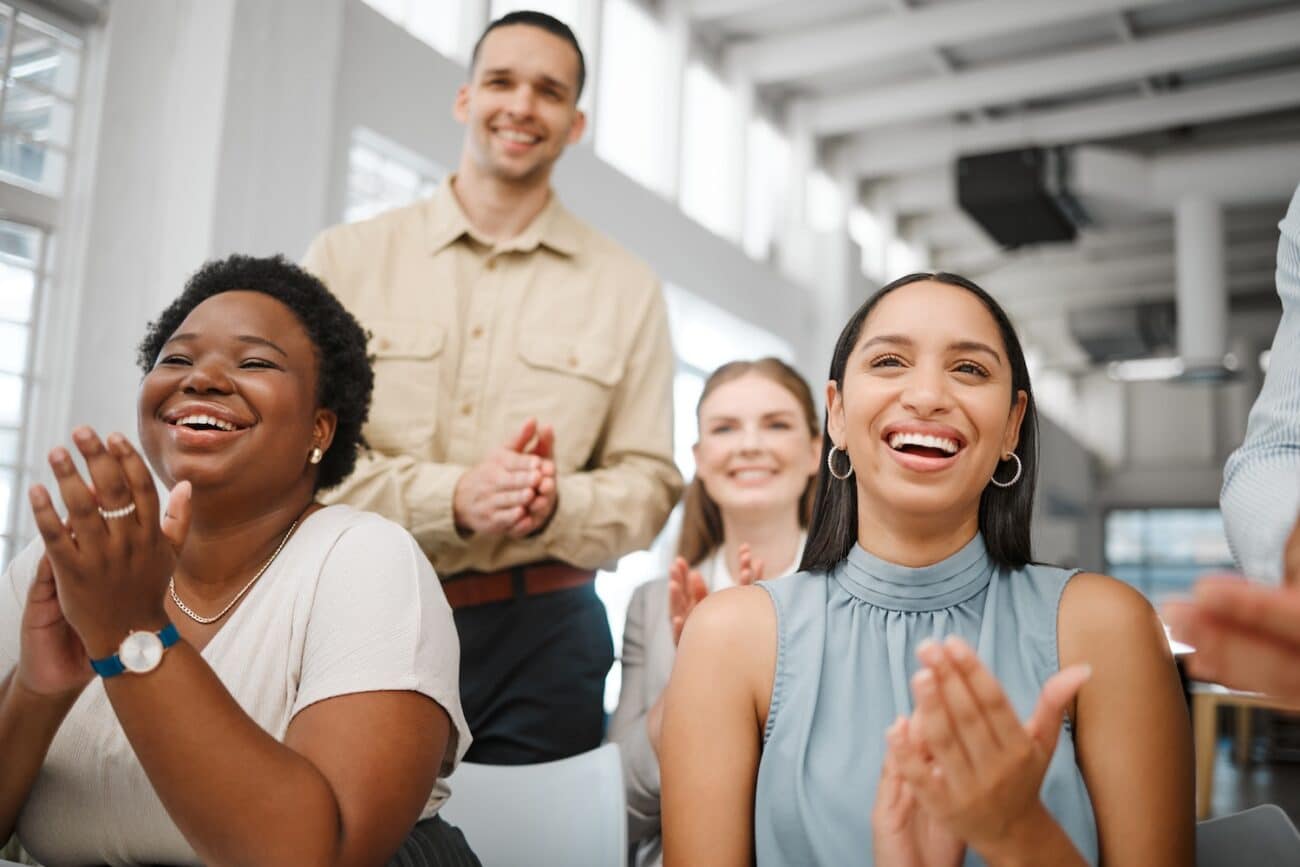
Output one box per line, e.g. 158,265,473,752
387,815,481,867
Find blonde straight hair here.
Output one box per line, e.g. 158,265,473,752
675,358,821,567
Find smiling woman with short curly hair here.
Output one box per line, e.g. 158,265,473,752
0,254,480,866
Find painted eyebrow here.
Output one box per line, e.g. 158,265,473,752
165,333,289,358
860,334,1003,365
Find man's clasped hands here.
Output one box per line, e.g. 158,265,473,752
453,417,559,538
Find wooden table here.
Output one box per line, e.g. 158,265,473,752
1191,681,1300,819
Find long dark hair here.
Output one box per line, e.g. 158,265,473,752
676,358,820,566
799,272,1039,573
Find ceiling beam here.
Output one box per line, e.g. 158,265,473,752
801,7,1300,136
732,0,1166,85
686,0,802,23
838,69,1300,178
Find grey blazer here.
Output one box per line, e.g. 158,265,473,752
607,538,803,867
608,576,676,867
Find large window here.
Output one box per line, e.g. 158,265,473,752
0,220,45,569
1106,508,1235,602
743,114,790,262
360,0,464,61
344,128,444,224
679,59,742,241
0,5,81,194
594,0,675,196
0,3,84,570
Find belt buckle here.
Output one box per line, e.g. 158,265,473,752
511,566,528,601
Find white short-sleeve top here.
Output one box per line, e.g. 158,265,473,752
0,504,471,867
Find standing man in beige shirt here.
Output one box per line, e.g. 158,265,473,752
303,10,682,764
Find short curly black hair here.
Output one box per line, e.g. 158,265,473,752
136,254,373,492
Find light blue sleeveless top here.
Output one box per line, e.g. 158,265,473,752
753,534,1098,866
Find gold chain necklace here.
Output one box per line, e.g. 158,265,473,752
168,518,300,625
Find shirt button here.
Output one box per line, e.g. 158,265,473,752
567,355,579,368
461,403,473,416
485,259,497,271
376,337,392,351
471,325,484,339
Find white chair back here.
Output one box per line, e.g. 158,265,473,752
1197,804,1300,867
439,743,627,867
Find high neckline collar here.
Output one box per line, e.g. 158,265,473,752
833,534,993,612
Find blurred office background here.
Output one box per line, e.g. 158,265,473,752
0,0,1298,815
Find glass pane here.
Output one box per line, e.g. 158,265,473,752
0,467,12,537
2,81,75,148
0,371,23,426
0,427,17,463
595,0,674,195
744,116,790,262
0,321,27,373
0,131,66,192
344,131,443,224
680,60,743,241
11,14,82,98
0,536,9,572
0,258,35,323
0,12,10,77
407,0,462,59
0,220,42,268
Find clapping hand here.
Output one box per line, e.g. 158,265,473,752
882,637,1091,862
453,418,555,537
668,557,709,646
1163,514,1300,702
508,422,558,538
872,748,964,867
17,555,92,699
27,428,192,659
736,543,764,585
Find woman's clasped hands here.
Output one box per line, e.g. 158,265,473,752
20,427,191,690
873,636,1092,867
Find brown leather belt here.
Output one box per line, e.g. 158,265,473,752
442,561,596,609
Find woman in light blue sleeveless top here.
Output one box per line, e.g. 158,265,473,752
659,273,1194,866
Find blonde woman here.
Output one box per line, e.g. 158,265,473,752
609,358,820,867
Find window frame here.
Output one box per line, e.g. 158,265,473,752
0,0,89,569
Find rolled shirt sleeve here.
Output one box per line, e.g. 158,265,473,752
1221,182,1300,584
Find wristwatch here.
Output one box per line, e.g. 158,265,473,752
90,623,181,678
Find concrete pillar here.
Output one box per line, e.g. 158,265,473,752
1174,194,1228,370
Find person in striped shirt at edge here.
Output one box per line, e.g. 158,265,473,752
1166,182,1300,704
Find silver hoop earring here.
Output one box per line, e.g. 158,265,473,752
827,446,854,480
990,452,1022,488
309,446,323,465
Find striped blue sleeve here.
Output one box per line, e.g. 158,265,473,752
1221,182,1300,584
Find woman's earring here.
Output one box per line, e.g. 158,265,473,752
309,446,323,465
827,445,854,480
990,452,1022,488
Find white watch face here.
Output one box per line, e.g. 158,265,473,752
119,631,165,674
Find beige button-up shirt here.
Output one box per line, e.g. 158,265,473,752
303,178,683,575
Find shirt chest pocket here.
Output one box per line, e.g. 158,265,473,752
365,320,445,452
514,335,624,465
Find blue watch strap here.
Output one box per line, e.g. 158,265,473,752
89,652,125,678
90,622,180,678
158,621,181,647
